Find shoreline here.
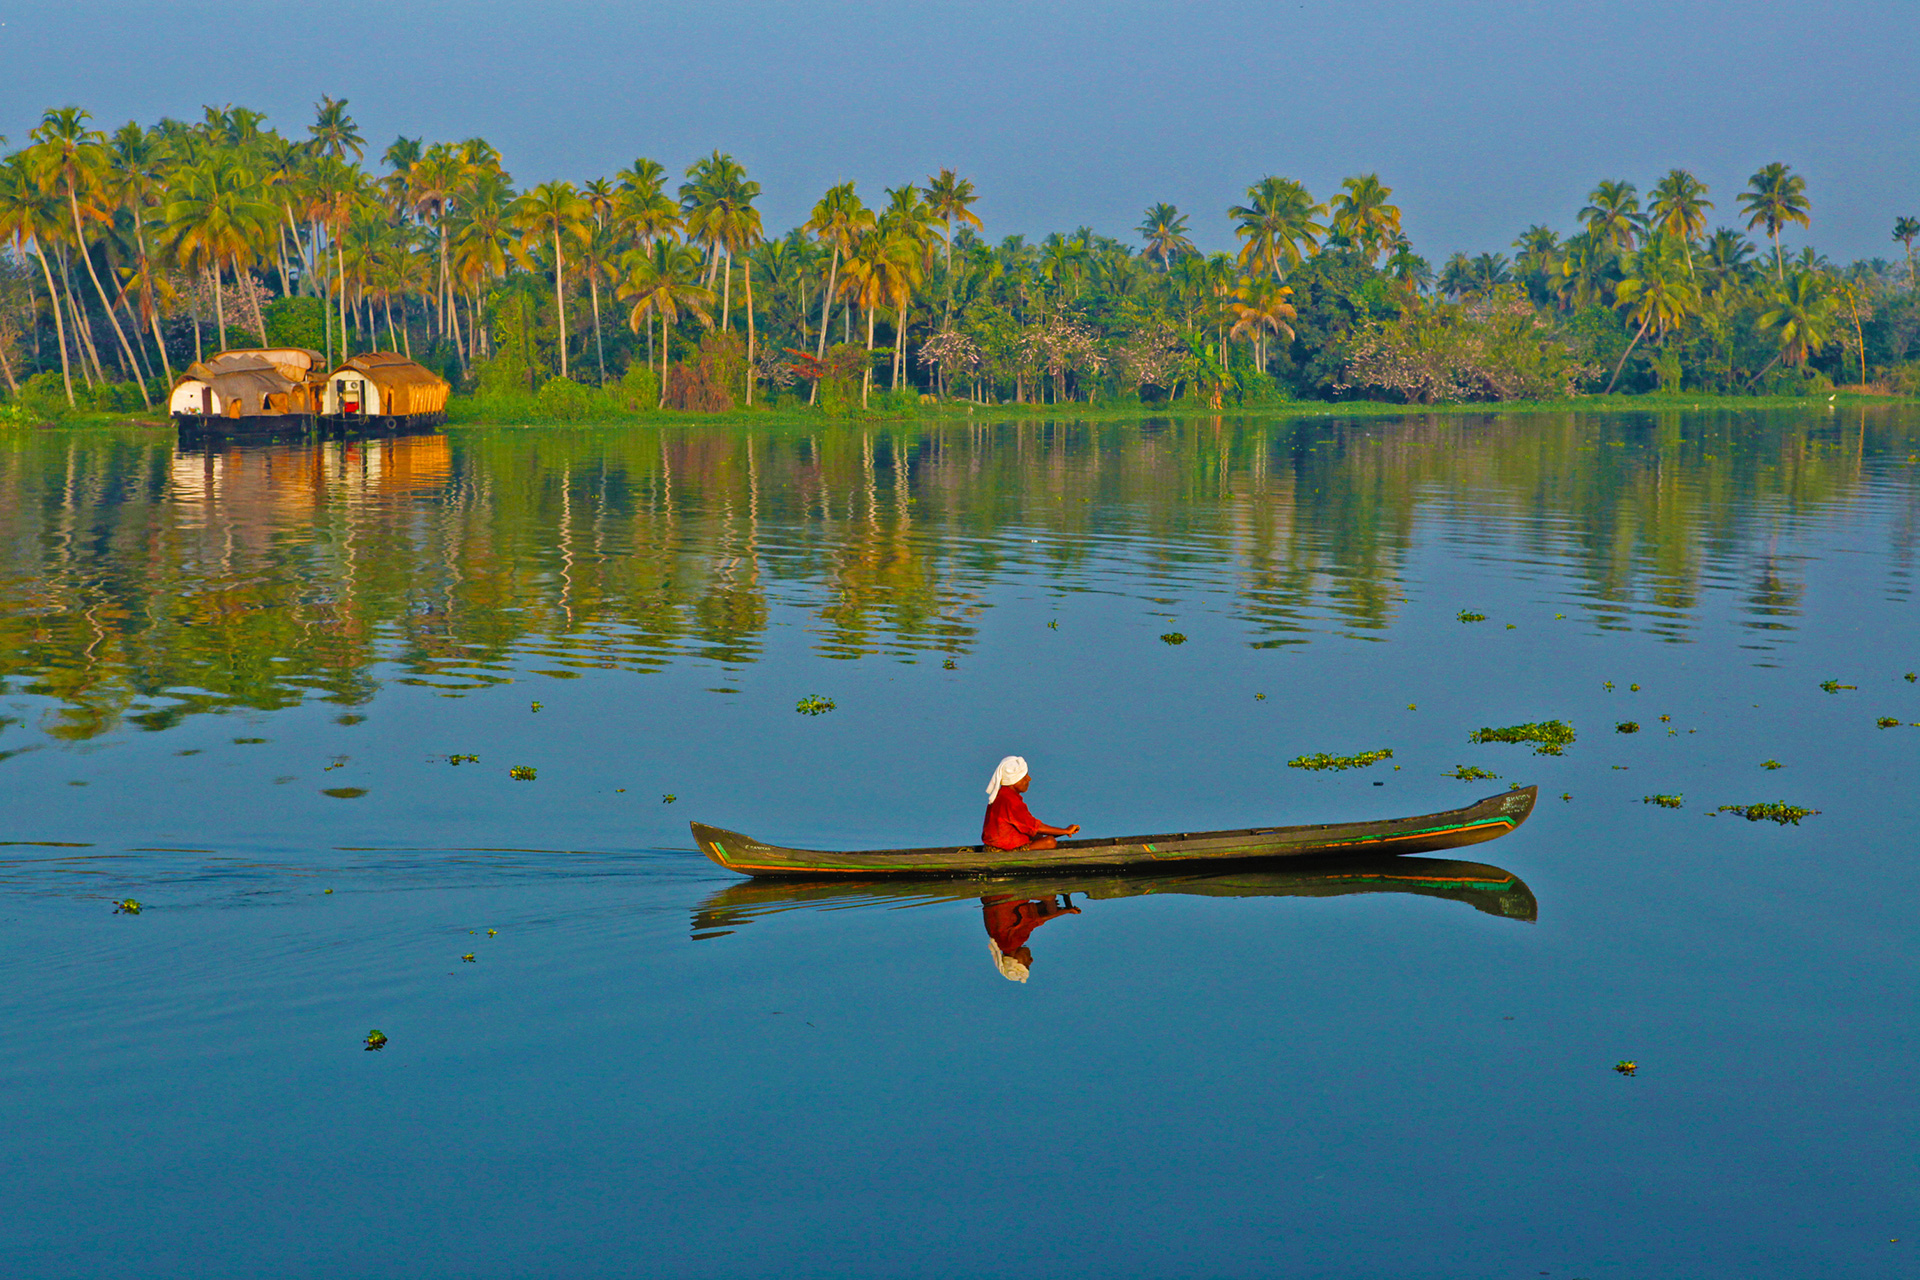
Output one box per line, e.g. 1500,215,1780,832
6,390,1914,434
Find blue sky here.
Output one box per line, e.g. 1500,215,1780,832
3,0,1914,263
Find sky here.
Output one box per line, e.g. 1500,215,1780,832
2,0,1915,264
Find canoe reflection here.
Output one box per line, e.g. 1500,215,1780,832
690,855,1538,980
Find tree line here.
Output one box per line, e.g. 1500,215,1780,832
1,97,1916,415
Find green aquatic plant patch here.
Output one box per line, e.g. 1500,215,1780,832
1617,721,1640,734
1716,802,1819,825
1468,720,1576,756
796,695,837,715
1456,610,1487,623
1642,794,1684,809
1442,765,1500,781
1288,748,1393,772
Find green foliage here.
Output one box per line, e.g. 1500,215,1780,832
1616,721,1641,733
1456,609,1487,622
612,361,659,412
1642,794,1684,808
509,765,537,780
795,694,836,716
1716,802,1818,825
1875,716,1904,729
1159,632,1187,644
1443,765,1500,780
536,376,593,420
1288,747,1393,772
1469,720,1576,755
263,297,326,351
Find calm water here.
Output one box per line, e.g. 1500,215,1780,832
2,411,1916,1278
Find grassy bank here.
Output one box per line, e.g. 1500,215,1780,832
5,391,1914,437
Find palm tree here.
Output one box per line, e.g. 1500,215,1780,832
1328,174,1401,263
1470,253,1512,295
1892,216,1918,287
259,136,315,296
1228,276,1296,371
617,240,713,407
802,182,873,400
29,107,150,402
0,153,76,402
161,150,276,355
1136,203,1193,272
880,184,940,389
1229,177,1325,277
103,120,175,382
308,96,364,162
407,144,468,348
923,168,982,279
840,228,918,407
1437,252,1475,300
509,180,590,379
1737,162,1811,282
1754,270,1838,375
1580,180,1644,251
1384,244,1433,297
1605,233,1700,392
1649,169,1712,273
307,155,367,360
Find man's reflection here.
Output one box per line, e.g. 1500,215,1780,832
982,893,1081,983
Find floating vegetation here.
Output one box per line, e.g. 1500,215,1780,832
1614,1061,1638,1077
1629,684,1640,692
323,756,348,772
364,1030,387,1051
1505,624,1516,630
324,889,333,894
1288,748,1393,772
1876,716,1903,729
1819,679,1856,693
1616,721,1640,734
508,766,537,780
447,754,479,765
336,714,366,726
461,953,476,963
1559,792,1572,802
1456,610,1486,623
1255,693,1267,701
1468,720,1576,756
1047,619,1059,630
1603,681,1614,691
1906,672,1917,683
114,898,141,915
1406,703,1416,711
1159,632,1187,645
1442,765,1500,781
321,787,368,799
530,701,543,712
662,793,677,804
1762,759,1783,769
1716,802,1820,825
942,659,956,670
487,929,497,937
232,737,268,745
1658,715,1671,723
1642,794,1684,809
795,695,837,716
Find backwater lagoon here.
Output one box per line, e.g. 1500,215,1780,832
2,410,1916,1278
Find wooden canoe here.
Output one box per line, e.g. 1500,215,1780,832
689,855,1538,940
691,785,1537,878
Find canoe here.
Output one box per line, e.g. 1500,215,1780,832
690,785,1537,878
689,855,1538,940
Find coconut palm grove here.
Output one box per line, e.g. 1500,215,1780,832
2,96,1917,418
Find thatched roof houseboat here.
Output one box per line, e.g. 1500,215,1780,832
168,348,326,434
323,353,450,428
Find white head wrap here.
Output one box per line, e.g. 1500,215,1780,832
985,755,1029,803
987,938,1030,983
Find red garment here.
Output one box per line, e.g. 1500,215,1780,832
982,786,1042,850
981,896,1078,952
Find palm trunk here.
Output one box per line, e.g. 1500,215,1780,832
213,267,227,356
0,328,15,393
657,305,669,409
32,244,70,403
335,236,348,357
743,258,756,406
863,304,875,409
552,230,568,380
810,246,840,406
893,301,907,390
148,294,173,386
58,248,102,384
1772,228,1783,283
68,191,148,403
131,205,171,385
386,293,399,350
721,247,733,332
589,268,606,386
1603,313,1651,394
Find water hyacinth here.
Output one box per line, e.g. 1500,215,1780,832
509,766,537,780
1288,748,1393,772
795,695,836,716
1456,610,1486,623
1716,802,1819,825
1159,632,1187,645
1442,765,1499,781
1617,721,1641,734
1642,794,1684,809
1468,720,1576,756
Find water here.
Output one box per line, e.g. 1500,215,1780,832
2,411,1916,1278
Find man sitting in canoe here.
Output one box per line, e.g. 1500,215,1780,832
982,756,1080,851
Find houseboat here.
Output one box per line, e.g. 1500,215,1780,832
168,348,326,438
322,352,450,431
